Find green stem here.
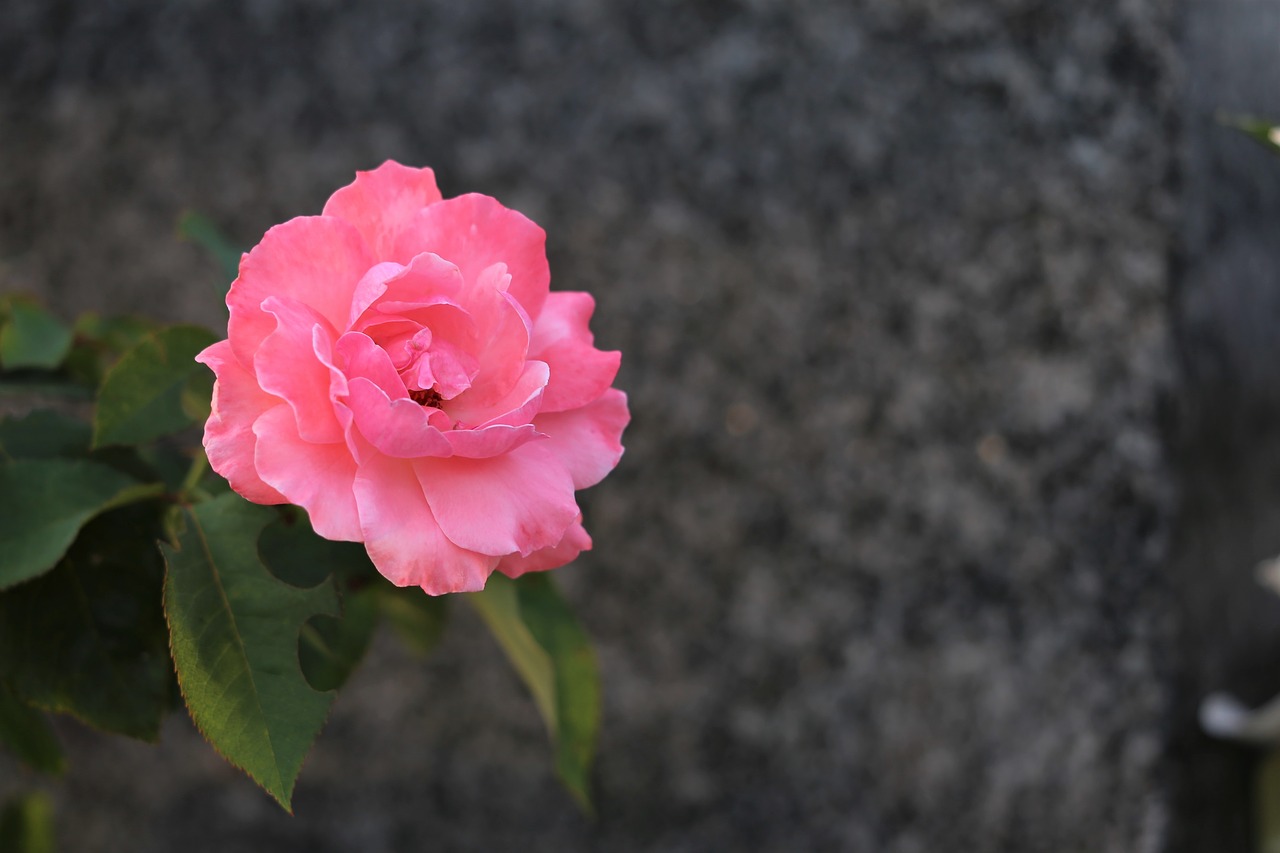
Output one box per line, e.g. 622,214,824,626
178,449,209,499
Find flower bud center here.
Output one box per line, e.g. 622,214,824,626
410,387,445,408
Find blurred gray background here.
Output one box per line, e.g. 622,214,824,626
5,0,1280,850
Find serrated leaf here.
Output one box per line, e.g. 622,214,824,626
0,458,161,589
299,589,378,692
162,493,340,811
0,298,72,371
0,683,64,775
0,792,55,853
92,325,218,448
470,573,600,811
0,411,91,462
379,586,449,659
0,503,175,740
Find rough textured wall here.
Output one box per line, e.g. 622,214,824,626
0,1,1181,850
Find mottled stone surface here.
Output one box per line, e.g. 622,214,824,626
0,1,1190,850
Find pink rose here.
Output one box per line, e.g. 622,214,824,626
196,162,628,594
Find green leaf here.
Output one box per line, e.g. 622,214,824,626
0,683,64,775
298,589,378,692
0,377,92,401
65,313,160,388
0,792,56,853
162,493,340,811
0,298,72,371
0,458,161,590
0,503,175,740
469,573,600,811
257,510,375,589
0,411,91,462
92,325,218,448
178,211,243,285
379,585,449,659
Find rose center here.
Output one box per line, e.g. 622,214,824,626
410,387,445,408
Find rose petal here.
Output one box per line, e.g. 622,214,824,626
417,442,578,557
347,377,454,458
227,216,375,368
376,251,465,304
195,341,287,504
353,451,496,593
529,291,621,413
253,405,362,541
335,331,408,399
322,161,443,259
255,296,345,444
532,388,629,489
451,266,532,406
443,423,543,459
446,359,549,428
496,520,592,579
348,261,406,327
393,193,549,320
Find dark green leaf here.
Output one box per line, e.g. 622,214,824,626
0,683,64,775
470,573,600,811
379,586,449,659
92,325,218,448
0,458,161,589
0,792,55,853
162,493,340,811
0,411,91,462
178,211,243,285
0,503,175,740
0,377,92,401
65,313,160,388
299,589,378,692
257,510,375,589
0,298,72,371
180,365,214,423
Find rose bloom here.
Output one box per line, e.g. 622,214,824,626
197,162,628,594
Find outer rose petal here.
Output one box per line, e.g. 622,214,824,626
532,388,630,490
496,520,592,579
227,216,376,368
255,296,345,444
195,341,287,504
353,451,496,593
253,405,362,541
393,193,550,321
417,442,578,558
529,291,621,413
323,162,443,259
